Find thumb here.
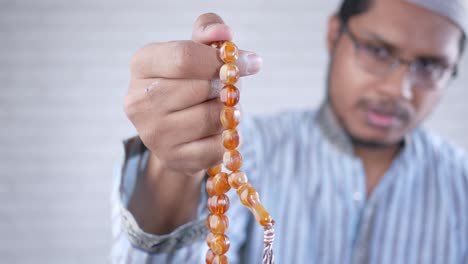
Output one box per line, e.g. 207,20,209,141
191,13,263,76
191,13,233,44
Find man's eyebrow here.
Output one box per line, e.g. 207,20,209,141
362,31,400,53
362,31,452,65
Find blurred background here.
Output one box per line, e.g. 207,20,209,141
1,0,467,263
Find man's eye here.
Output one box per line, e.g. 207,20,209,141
365,44,390,60
414,60,444,76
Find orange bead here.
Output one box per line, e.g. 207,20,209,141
228,171,248,189
208,194,230,214
219,64,239,85
207,165,222,177
223,150,242,171
206,249,216,264
206,213,229,234
207,172,230,194
237,183,256,207
251,202,273,226
220,107,241,129
222,129,240,150
213,255,229,264
206,178,215,196
220,41,239,63
220,85,240,107
237,184,272,226
211,41,224,49
206,232,230,255
206,250,229,264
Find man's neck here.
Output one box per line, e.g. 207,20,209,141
354,144,402,196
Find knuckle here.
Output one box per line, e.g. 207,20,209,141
146,79,167,101
186,79,203,100
165,148,185,170
157,153,171,168
129,45,149,75
129,51,140,74
143,123,167,153
208,101,223,131
123,94,137,119
129,42,161,77
172,41,195,74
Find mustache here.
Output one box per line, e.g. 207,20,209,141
357,98,412,121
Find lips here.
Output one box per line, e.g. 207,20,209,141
365,109,402,129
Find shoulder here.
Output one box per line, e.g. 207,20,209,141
413,128,468,219
414,128,468,174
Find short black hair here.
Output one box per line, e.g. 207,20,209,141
336,0,466,57
337,0,372,24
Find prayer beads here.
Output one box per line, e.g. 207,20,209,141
206,41,275,264
206,213,229,234
220,107,240,129
207,194,230,214
220,85,240,107
222,129,240,150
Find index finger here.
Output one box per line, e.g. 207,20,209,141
130,41,262,80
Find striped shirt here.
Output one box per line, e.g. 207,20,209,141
110,103,468,264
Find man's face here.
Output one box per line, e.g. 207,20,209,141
328,0,462,146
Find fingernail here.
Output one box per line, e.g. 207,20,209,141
242,52,263,75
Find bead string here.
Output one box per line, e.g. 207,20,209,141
205,41,275,264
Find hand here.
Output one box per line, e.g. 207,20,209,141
124,13,262,177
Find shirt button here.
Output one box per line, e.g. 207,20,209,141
353,191,363,202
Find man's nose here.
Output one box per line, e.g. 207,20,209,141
376,64,414,100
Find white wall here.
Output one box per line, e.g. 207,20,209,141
1,0,466,263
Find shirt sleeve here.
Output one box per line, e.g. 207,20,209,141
109,125,261,263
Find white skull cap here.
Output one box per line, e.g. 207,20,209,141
407,0,468,35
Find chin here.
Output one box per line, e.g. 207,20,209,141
347,126,406,148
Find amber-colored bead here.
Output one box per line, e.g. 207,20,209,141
206,249,216,264
251,202,273,226
206,213,229,234
220,41,239,63
220,85,240,107
213,255,229,264
220,107,241,129
206,178,215,196
207,172,230,194
207,165,222,177
222,129,240,150
237,184,272,226
223,150,242,171
220,64,239,85
206,232,230,255
211,41,224,49
208,194,230,214
206,250,229,264
237,183,255,207
228,171,248,189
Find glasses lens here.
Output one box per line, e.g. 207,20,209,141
355,44,395,77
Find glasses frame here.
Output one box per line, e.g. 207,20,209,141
340,22,458,90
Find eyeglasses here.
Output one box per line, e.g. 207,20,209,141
342,23,457,90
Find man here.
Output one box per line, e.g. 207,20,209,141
111,0,468,263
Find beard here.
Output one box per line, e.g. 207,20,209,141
324,61,406,150
347,130,404,149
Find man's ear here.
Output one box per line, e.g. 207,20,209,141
327,15,342,53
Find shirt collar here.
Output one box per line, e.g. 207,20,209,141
316,101,414,157
316,102,354,155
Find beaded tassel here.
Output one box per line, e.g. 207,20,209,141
206,41,275,264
